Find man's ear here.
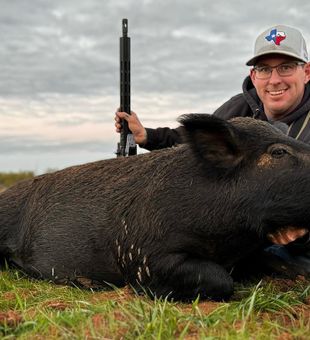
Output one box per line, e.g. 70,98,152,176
250,68,257,85
304,62,310,84
178,114,243,169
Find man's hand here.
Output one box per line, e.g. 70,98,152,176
115,110,147,145
267,226,308,245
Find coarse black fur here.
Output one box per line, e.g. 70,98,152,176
1,114,310,301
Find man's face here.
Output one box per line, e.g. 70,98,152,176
250,55,310,120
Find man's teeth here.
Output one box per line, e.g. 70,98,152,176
268,90,286,96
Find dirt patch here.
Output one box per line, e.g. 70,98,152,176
292,304,310,320
178,300,221,315
90,285,136,304
196,301,222,314
84,312,129,339
259,303,310,330
43,301,72,311
262,276,308,292
175,321,200,339
2,292,16,301
277,332,294,340
0,310,23,328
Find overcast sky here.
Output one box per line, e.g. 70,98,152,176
1,0,310,174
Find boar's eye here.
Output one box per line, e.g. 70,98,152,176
270,147,288,158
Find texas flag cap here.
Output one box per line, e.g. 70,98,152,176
246,24,308,66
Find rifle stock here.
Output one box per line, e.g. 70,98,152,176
116,18,137,157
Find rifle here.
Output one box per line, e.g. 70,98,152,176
116,18,137,157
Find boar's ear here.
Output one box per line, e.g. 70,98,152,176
178,114,243,169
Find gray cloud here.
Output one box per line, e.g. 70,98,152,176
2,0,310,98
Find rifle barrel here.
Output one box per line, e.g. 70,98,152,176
117,18,137,157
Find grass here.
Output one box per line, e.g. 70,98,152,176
0,268,309,339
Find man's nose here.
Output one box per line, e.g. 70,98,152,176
268,68,282,83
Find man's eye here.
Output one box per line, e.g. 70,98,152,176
279,64,294,72
257,67,270,73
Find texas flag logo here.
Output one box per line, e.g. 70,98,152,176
265,29,286,45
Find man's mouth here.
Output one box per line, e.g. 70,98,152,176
266,89,287,97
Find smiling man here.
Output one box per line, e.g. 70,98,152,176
115,24,310,277
250,56,309,120
115,24,310,146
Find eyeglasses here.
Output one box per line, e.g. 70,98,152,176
253,61,305,79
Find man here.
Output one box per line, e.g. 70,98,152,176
116,24,310,146
115,24,310,276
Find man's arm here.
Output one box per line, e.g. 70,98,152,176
115,111,183,151
142,126,184,150
114,93,247,151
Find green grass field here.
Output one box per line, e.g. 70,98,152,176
0,268,309,339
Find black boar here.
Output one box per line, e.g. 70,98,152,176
0,114,310,301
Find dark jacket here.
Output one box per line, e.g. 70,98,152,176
142,76,310,150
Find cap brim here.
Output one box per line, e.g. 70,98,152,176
246,50,308,66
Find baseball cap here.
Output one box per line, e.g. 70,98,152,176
246,24,308,66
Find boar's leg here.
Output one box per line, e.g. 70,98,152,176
145,259,234,302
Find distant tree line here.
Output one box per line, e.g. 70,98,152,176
0,171,34,190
